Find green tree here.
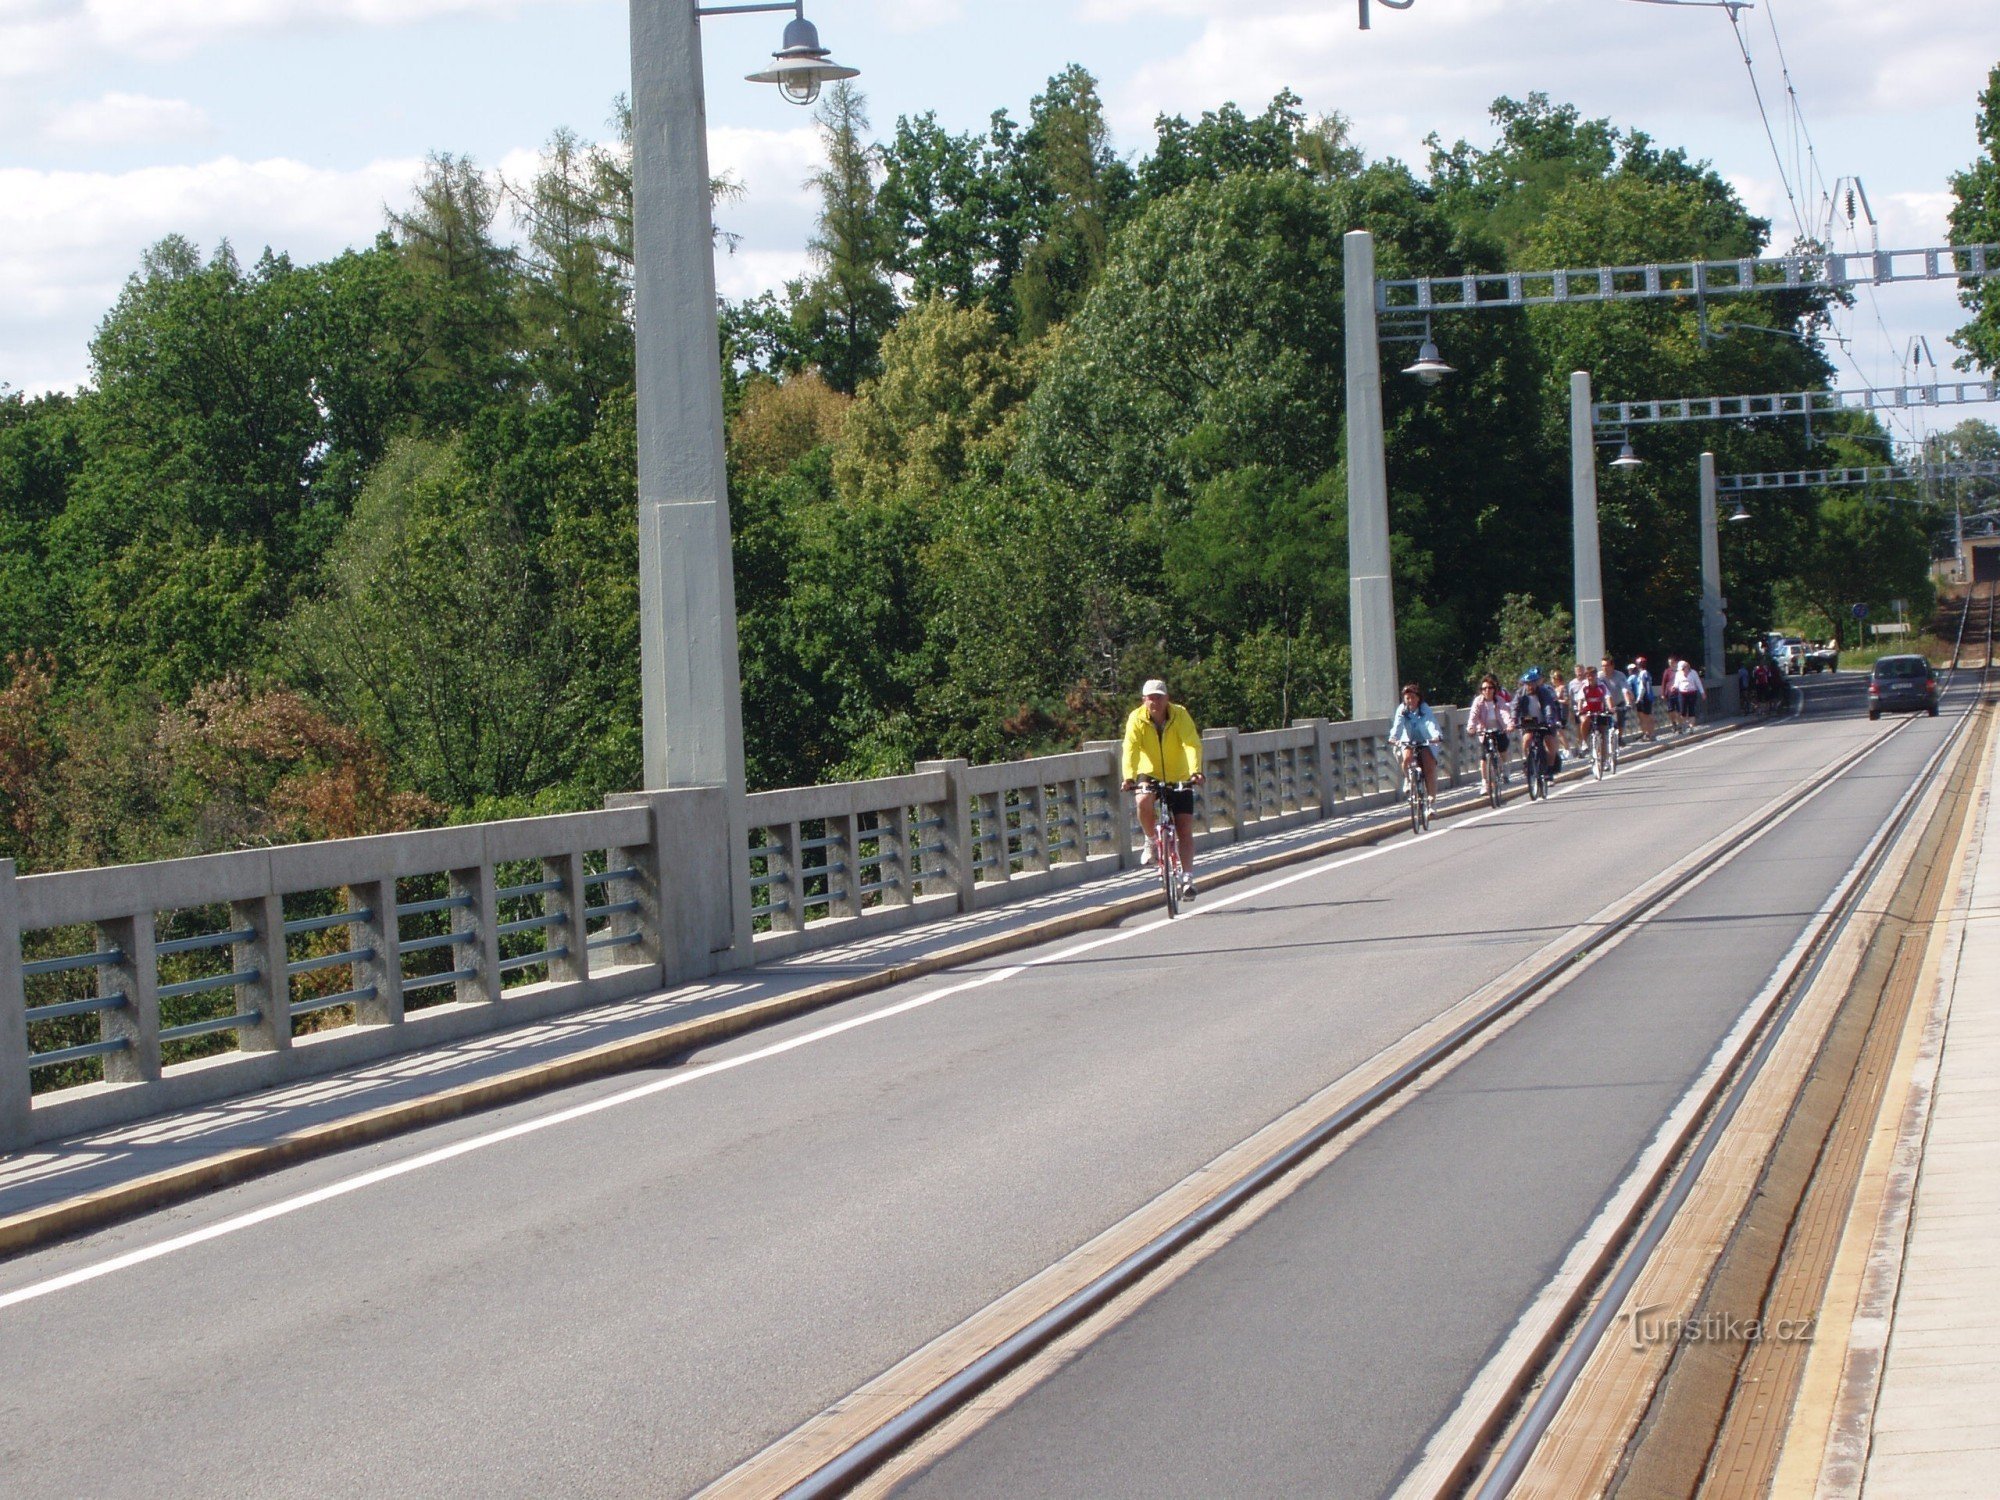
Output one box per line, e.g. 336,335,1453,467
1013,66,1132,338
1139,93,1309,202
1789,493,1936,650
0,391,81,658
288,437,591,808
833,298,1038,505
791,83,899,392
1950,65,2000,372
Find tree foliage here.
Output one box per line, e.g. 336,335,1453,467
0,72,1966,872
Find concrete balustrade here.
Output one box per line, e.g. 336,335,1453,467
3,712,1466,1150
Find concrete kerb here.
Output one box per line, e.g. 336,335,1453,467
0,723,1738,1263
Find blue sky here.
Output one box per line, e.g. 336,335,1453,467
4,0,1997,440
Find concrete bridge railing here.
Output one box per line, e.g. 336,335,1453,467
1,710,1469,1150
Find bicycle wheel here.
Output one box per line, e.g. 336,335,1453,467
1486,752,1502,808
1408,775,1424,835
1158,829,1180,917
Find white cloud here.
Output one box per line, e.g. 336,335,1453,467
864,0,967,33
0,131,828,393
1103,0,2000,165
42,91,213,148
0,155,423,391
0,0,598,77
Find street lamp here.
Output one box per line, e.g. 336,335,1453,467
744,9,859,105
629,1,857,968
1610,435,1645,470
1401,331,1455,386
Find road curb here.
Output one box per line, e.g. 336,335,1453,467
0,723,1738,1262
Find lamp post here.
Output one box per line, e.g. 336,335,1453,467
1344,230,1400,720
630,0,854,963
1698,452,1726,684
1570,371,1608,667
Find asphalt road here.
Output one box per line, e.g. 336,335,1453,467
0,674,1970,1499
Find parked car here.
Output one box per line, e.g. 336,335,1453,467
1803,644,1839,673
1868,654,1939,719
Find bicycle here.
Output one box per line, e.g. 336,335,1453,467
1478,731,1506,809
1403,750,1431,834
1523,728,1554,801
1134,778,1195,918
1586,712,1616,780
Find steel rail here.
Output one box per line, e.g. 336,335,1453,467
771,718,1922,1500
1468,682,1982,1498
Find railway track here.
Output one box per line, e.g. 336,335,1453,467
1421,595,1997,1497
696,699,1970,1500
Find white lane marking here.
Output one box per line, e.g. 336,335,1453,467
0,722,1798,1311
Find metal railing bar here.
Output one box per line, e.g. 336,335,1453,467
156,969,261,1002
401,967,478,993
155,927,258,958
283,909,373,936
29,1038,131,1069
587,931,645,951
583,899,642,918
497,947,568,976
495,877,566,900
497,912,567,938
585,867,641,885
397,894,475,919
289,986,378,1019
22,949,125,978
397,931,471,956
159,1011,260,1043
286,947,375,977
26,993,128,1024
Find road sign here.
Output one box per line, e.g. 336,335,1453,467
1851,603,1869,619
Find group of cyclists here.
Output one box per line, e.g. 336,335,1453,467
1118,655,1709,900
1120,656,1712,904
1420,654,1708,805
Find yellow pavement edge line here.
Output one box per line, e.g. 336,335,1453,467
1770,705,1998,1498
0,727,1730,1264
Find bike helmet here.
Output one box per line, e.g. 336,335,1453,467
1521,667,1542,685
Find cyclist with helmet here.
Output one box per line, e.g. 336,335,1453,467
1513,668,1563,782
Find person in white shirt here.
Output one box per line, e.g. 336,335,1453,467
1464,673,1516,798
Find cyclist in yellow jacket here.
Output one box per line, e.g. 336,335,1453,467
1120,678,1205,898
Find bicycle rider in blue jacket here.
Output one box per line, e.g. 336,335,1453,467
1390,682,1443,808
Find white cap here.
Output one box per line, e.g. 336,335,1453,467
1141,679,1169,698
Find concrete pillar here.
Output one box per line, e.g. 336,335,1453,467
97,913,160,1084
630,0,754,967
916,759,978,907
450,864,500,1005
608,787,732,984
1699,452,1727,685
230,894,291,1053
1345,230,1400,720
542,851,590,984
347,878,405,1028
0,860,28,1148
1572,371,1608,668
1295,719,1335,818
1080,744,1135,870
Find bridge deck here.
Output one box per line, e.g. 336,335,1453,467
1,675,1985,1500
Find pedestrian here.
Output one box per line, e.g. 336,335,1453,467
1628,655,1658,740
